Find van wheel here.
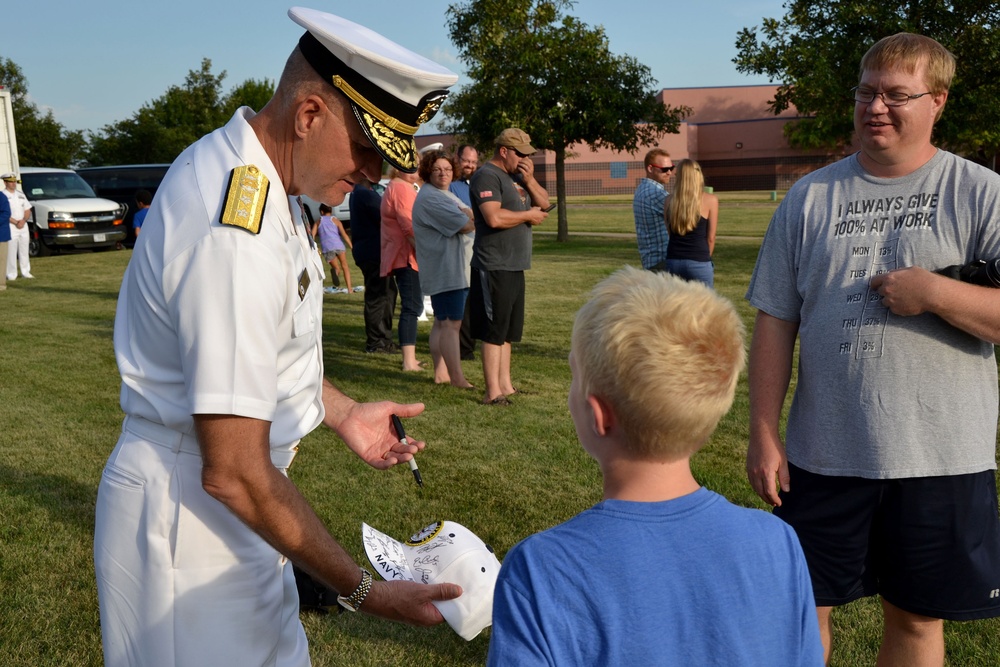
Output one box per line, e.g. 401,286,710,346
28,227,51,257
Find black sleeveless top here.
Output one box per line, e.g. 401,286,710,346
666,216,710,262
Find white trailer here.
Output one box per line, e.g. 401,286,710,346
0,89,20,178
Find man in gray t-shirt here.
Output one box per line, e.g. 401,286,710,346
469,128,549,405
746,33,1000,663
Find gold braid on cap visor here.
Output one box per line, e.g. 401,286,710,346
332,75,419,136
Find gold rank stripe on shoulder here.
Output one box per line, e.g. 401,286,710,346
220,165,269,234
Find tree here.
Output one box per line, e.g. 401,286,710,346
734,1,1000,164
223,78,275,119
0,56,86,167
445,0,689,241
84,60,274,166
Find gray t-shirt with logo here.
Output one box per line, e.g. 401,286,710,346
747,150,1000,478
470,162,533,271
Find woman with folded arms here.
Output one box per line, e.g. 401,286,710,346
412,150,476,388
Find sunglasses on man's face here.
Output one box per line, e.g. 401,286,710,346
652,164,675,173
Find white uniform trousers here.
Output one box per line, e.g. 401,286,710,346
94,417,309,667
6,222,30,278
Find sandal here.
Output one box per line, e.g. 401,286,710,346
482,396,512,406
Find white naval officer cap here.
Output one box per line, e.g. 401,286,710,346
288,7,459,174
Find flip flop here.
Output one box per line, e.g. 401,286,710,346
482,396,512,406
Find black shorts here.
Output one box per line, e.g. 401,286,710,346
469,269,525,346
775,463,1000,620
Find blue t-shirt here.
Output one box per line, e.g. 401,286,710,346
487,488,824,666
0,193,11,242
449,179,472,207
133,207,149,231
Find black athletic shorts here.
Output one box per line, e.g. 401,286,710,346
469,269,525,345
775,463,1000,620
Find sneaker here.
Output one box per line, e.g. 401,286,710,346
352,286,364,293
417,313,429,322
6,275,15,281
22,273,34,279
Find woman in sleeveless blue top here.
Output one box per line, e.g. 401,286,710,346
664,159,718,287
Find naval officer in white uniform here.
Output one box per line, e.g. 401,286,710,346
3,172,32,280
94,8,461,666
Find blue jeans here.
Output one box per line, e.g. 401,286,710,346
664,259,714,288
392,266,422,346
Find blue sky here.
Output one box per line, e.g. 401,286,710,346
5,0,789,134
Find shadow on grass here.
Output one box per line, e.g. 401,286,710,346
25,284,121,301
0,465,97,535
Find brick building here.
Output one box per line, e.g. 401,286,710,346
416,84,857,195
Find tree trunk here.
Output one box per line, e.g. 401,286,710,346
555,146,568,242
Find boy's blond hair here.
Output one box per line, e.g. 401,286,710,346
572,266,745,461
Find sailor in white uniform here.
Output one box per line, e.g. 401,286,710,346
2,173,32,280
94,8,461,666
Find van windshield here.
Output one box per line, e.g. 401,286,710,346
21,172,97,200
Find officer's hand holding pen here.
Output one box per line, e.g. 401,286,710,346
327,396,425,470
391,414,423,487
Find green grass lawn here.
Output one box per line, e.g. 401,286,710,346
546,191,782,237
1,198,997,666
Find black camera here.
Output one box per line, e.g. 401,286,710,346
935,258,1000,288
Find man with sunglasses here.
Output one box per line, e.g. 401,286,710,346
746,33,1000,665
469,128,550,405
632,149,674,271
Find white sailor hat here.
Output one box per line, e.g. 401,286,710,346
1,172,17,181
362,520,502,641
289,7,459,173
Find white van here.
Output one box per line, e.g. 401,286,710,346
21,167,126,256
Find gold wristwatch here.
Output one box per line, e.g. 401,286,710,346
337,569,373,612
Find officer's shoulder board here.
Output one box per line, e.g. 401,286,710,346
220,165,269,234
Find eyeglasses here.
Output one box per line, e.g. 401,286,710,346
851,87,933,107
652,164,675,173
430,167,453,174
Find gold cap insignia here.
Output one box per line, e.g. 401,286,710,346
220,165,269,234
358,109,417,172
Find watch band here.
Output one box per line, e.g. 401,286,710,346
337,569,373,612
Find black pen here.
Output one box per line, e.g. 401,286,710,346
391,414,423,487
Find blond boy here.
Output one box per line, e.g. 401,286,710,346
488,267,823,666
